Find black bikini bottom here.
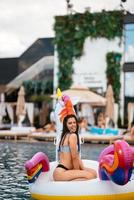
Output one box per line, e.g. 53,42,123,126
56,164,69,170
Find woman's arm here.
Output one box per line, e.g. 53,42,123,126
69,133,80,169
130,126,134,138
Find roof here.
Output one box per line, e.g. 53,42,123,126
0,57,18,84
18,37,54,73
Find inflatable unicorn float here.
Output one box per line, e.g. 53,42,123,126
25,89,134,200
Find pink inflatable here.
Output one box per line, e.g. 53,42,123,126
25,152,50,183
99,140,133,185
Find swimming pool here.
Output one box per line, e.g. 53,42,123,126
0,141,107,200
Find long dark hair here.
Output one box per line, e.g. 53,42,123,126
59,114,80,151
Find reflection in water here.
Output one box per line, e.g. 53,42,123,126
0,141,107,199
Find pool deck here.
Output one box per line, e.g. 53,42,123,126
28,131,56,142
0,130,30,141
0,129,134,144
80,133,124,144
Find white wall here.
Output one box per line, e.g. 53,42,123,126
72,37,124,92
54,37,125,123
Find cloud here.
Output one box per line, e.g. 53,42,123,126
72,0,121,12
0,31,26,57
123,0,134,14
0,0,133,57
0,0,66,57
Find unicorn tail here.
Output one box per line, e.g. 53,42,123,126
25,152,50,183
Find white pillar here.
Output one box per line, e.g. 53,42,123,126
120,28,125,126
120,69,125,125
53,49,59,109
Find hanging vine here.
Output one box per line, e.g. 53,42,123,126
106,52,122,103
54,10,123,90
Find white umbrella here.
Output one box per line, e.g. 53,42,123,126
105,85,115,122
0,93,6,125
16,86,26,126
51,86,106,106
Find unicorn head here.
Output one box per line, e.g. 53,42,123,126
54,88,76,160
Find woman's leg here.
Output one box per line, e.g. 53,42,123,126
53,168,96,181
84,167,97,178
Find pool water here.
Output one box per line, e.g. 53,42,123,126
0,141,107,200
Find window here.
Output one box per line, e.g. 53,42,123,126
125,23,134,62
125,72,134,97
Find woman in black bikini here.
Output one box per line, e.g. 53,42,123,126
53,114,97,181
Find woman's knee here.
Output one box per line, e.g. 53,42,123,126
53,170,70,181
53,170,61,181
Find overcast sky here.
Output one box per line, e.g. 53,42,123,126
0,0,134,58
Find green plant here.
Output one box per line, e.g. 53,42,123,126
23,79,53,99
54,10,123,90
106,52,122,103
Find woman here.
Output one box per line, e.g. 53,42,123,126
53,114,97,181
97,112,105,128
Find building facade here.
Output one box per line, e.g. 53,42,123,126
54,12,134,126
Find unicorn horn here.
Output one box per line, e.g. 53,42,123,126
57,88,62,99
